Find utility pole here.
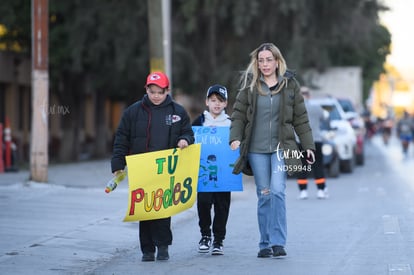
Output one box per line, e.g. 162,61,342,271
148,0,171,88
161,0,172,84
30,0,49,182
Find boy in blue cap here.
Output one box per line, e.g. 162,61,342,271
192,84,231,255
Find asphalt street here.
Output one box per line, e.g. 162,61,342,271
1,135,414,275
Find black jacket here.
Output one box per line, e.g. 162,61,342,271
192,113,205,126
111,94,195,172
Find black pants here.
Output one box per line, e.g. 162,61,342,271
139,217,172,254
297,142,326,190
197,191,231,243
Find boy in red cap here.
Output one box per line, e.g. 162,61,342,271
111,71,195,262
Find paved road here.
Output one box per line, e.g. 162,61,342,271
1,136,414,275
91,136,414,275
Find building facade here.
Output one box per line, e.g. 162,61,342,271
0,51,124,166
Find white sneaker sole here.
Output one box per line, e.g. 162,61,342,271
212,251,223,255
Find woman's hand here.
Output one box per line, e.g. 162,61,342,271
306,149,315,164
230,140,241,150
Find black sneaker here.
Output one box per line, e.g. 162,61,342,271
198,236,211,253
156,246,169,261
272,245,287,257
257,248,272,258
141,252,155,262
211,241,223,255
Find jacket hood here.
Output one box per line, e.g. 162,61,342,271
203,110,230,126
283,69,296,80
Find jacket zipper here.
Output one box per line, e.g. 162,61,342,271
269,95,273,152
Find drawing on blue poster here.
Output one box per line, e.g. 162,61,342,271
192,126,243,192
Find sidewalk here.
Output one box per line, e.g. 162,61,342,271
0,159,112,188
0,159,197,274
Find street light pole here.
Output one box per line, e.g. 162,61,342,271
162,0,172,88
30,0,49,182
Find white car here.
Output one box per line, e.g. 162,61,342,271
337,97,365,165
309,97,357,173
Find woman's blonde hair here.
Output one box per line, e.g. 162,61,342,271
240,43,287,93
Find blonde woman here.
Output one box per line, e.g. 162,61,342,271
230,43,315,258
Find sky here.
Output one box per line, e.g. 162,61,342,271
380,0,414,81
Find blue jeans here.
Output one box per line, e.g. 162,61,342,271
248,152,287,250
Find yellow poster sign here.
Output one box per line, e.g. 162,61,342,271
124,144,201,222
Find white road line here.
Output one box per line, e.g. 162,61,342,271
382,215,400,234
388,264,413,275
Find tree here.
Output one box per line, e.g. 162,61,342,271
48,1,150,160
170,0,390,102
0,0,31,54
0,0,392,161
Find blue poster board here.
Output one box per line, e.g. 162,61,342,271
192,126,243,192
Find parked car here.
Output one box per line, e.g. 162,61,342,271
321,133,340,178
337,98,365,165
310,97,357,173
317,111,340,178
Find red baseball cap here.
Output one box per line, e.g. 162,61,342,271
145,72,169,89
